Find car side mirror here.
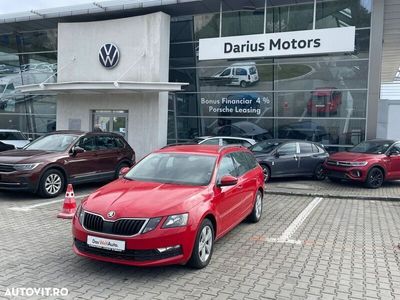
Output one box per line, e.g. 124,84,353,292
72,146,85,156
218,175,238,187
274,152,280,158
119,167,130,176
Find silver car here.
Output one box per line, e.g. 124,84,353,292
0,129,30,149
193,136,256,148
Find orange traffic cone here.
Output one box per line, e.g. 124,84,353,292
57,184,77,219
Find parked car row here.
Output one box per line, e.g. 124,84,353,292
0,130,398,270
0,129,397,201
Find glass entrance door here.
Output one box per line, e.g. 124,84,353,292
92,110,128,139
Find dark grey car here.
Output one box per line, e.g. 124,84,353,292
250,139,329,182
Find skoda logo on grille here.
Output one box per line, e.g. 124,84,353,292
99,43,120,68
107,211,116,218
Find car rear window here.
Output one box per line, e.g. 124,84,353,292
249,67,257,75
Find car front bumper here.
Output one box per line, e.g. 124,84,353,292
0,171,39,192
324,164,367,182
72,217,196,267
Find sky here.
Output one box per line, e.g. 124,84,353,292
0,0,95,14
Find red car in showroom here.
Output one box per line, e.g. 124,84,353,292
307,87,342,115
73,145,264,268
324,139,400,188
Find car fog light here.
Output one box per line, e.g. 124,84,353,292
352,170,361,177
157,245,181,253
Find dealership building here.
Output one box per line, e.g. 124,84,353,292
0,0,393,157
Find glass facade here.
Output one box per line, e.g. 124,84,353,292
0,29,57,138
0,0,373,149
168,0,372,151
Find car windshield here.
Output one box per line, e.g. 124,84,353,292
125,153,217,186
250,141,282,153
349,141,393,154
25,134,78,152
0,131,26,140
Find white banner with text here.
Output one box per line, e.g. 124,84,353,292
199,27,356,61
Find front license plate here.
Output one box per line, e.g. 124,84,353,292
87,235,125,252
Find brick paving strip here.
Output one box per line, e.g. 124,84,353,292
266,179,400,201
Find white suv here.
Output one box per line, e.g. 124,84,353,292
214,62,259,88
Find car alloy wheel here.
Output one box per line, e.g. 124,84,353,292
255,192,262,219
45,173,62,195
188,219,214,268
248,191,263,223
261,165,270,182
39,169,65,198
314,163,326,180
366,168,384,188
198,225,213,263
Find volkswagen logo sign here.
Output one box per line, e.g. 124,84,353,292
107,211,116,218
99,43,120,69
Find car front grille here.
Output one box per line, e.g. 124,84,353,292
83,212,147,236
0,164,15,172
326,160,353,167
75,239,183,261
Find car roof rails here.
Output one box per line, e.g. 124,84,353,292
218,144,247,153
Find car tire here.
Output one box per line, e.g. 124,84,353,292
188,218,214,269
313,163,326,180
115,161,130,179
38,169,66,198
261,164,270,183
365,167,384,189
247,190,263,223
240,81,247,88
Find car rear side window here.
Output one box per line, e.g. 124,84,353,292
115,137,126,149
299,142,313,154
235,68,247,76
217,154,237,180
201,138,220,145
96,136,117,150
243,152,258,169
231,152,251,176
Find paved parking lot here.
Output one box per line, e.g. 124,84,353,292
1,184,400,299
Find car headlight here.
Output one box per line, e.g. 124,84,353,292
142,217,162,234
350,161,368,167
162,213,189,228
13,163,40,171
75,205,85,225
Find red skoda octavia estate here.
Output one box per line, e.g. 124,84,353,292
73,145,264,268
324,139,400,188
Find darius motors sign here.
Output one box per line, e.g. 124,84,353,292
99,43,120,68
199,27,355,61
